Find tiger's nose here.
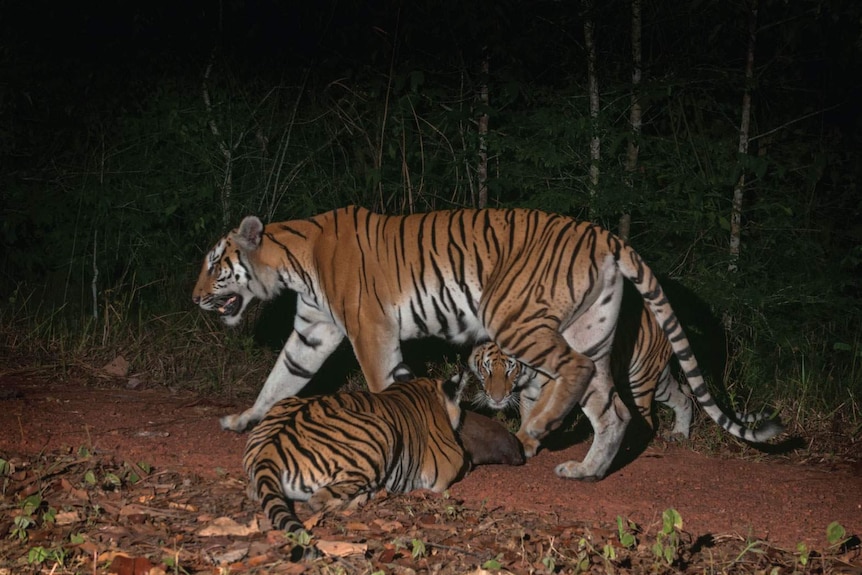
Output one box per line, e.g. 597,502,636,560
192,295,200,305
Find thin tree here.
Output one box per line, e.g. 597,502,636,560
619,0,642,242
729,0,758,275
202,51,237,230
583,0,600,211
725,0,758,330
476,50,490,209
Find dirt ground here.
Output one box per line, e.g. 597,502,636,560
1,371,861,574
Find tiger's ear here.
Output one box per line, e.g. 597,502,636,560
234,216,264,251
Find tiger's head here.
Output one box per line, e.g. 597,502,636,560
192,215,279,326
468,341,523,411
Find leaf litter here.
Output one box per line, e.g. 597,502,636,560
1,450,859,574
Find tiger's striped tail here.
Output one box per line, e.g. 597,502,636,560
614,240,784,443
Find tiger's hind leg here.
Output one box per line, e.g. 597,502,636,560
653,367,693,439
307,482,375,515
554,355,632,481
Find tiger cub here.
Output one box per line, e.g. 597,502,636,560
469,303,767,454
242,373,467,537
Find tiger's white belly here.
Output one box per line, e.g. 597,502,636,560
396,289,486,345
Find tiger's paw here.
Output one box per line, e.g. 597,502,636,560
219,411,259,433
554,461,603,482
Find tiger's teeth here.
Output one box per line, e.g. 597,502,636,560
218,295,238,314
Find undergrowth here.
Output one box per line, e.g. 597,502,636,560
0,288,860,465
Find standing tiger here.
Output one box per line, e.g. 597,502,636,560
243,373,467,537
469,300,696,441
194,206,783,481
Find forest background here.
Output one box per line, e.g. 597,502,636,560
1,0,860,430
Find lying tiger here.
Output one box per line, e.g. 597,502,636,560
243,371,468,557
195,206,784,481
469,300,696,441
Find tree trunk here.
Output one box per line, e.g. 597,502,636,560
583,0,600,212
203,52,234,229
477,51,490,209
725,0,758,332
729,0,758,275
619,0,642,242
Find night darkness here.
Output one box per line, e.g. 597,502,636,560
1,0,860,312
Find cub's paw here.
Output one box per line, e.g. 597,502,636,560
515,431,542,459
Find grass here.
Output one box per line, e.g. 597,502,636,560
0,292,277,401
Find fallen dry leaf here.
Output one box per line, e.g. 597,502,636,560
168,501,197,512
54,510,80,525
197,516,259,537
107,554,153,575
208,542,249,565
102,356,130,378
302,511,323,531
372,518,404,532
344,521,371,531
315,539,368,557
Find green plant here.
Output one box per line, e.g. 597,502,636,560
826,521,848,548
10,514,35,542
27,544,68,567
411,538,427,559
651,508,683,566
482,554,504,569
0,457,11,495
796,542,810,567
163,552,191,575
616,515,637,548
9,494,47,542
570,538,589,573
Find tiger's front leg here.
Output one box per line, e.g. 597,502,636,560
220,321,345,432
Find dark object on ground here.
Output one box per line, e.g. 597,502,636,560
460,410,525,467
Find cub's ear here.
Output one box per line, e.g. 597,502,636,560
234,216,264,251
442,371,470,403
391,362,415,383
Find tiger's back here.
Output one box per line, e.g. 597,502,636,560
242,375,467,534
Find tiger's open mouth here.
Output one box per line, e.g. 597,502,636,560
215,294,243,318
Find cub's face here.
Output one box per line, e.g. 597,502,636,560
469,342,521,410
192,236,256,326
